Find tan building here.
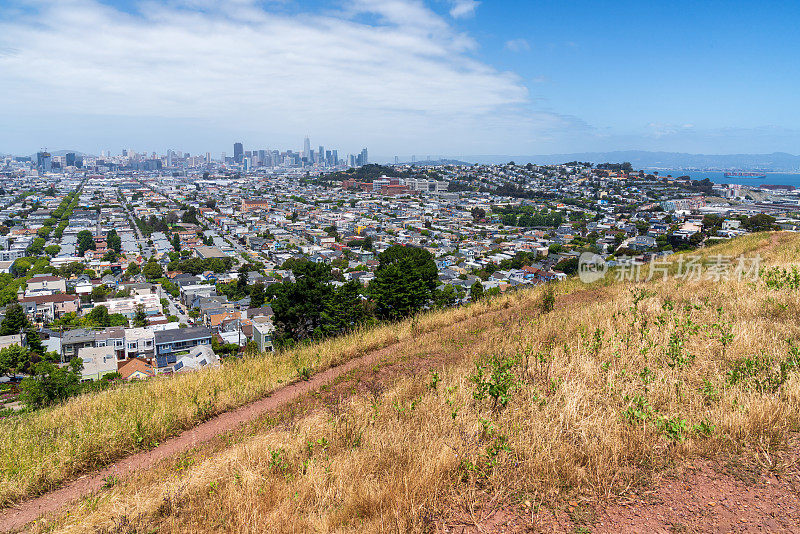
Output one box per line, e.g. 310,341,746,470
241,199,270,213
18,294,81,323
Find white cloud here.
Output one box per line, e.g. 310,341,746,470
0,0,550,154
505,38,531,52
449,0,479,19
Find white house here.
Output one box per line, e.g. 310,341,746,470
78,346,118,381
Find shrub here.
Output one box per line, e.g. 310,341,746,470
470,354,519,409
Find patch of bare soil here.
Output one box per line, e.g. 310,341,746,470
436,443,800,534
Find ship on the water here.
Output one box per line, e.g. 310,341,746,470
724,171,766,179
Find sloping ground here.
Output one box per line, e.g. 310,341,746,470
3,286,581,532
16,232,800,533
0,288,536,508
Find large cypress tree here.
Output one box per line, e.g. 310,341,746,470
369,245,438,321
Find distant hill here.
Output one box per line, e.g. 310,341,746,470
461,151,800,171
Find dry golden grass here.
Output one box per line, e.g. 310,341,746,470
0,290,528,507
36,233,800,533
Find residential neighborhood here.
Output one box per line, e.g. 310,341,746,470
0,150,797,405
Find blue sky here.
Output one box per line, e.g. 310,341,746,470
0,0,798,159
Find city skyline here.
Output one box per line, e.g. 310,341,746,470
1,0,799,156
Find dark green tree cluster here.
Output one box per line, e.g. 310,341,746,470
1,304,44,354
495,206,563,228
136,214,169,236
271,261,371,345
106,229,122,253
181,206,199,225
142,260,164,281
19,358,83,409
77,230,96,256
368,245,438,321
741,213,777,233
166,257,233,275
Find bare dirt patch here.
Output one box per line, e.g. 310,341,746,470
436,442,800,534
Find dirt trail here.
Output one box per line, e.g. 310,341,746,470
0,340,399,532
1,289,578,533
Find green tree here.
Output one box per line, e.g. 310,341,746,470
272,261,334,343
91,285,109,302
142,261,163,281
470,280,484,301
19,358,83,409
126,262,140,277
249,282,266,308
369,245,438,321
45,244,61,257
742,213,777,233
59,262,86,278
555,257,579,275
77,230,96,256
132,304,149,327
0,303,28,336
320,280,371,336
433,284,458,308
26,237,46,256
87,304,110,327
106,229,122,253
182,206,199,224
0,344,28,377
11,258,31,277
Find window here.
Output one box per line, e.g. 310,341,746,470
128,343,136,350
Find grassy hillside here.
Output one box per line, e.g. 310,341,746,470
0,284,541,507
26,231,800,532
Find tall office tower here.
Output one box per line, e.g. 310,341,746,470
234,142,243,163
257,150,266,167
318,146,324,165
206,152,211,164
332,150,338,166
325,150,332,166
348,154,356,167
166,150,173,167
394,156,399,164
37,151,52,172
121,149,128,157
360,148,368,165
65,152,76,167
243,157,251,172
303,136,311,159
